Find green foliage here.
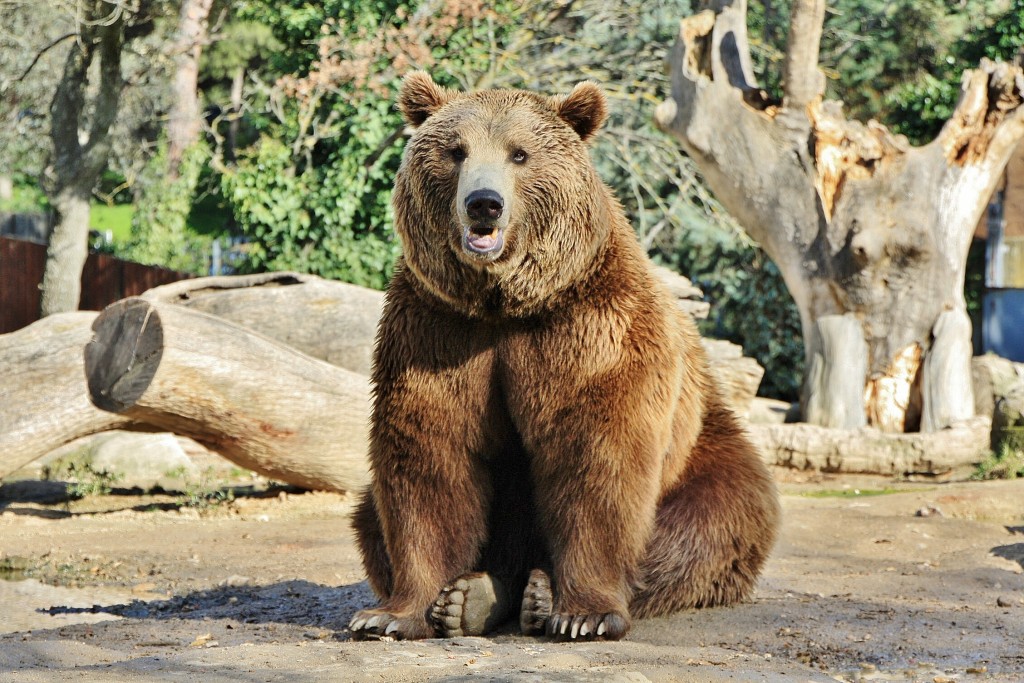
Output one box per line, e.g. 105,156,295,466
42,457,123,498
973,441,1024,480
0,3,69,182
201,20,281,82
747,0,1014,139
822,0,955,123
218,0,534,288
885,0,1024,145
0,176,48,213
174,471,237,511
221,134,398,287
125,140,213,275
233,0,408,74
662,222,805,400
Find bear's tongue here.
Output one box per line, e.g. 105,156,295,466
466,225,501,252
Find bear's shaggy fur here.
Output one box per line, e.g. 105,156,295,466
348,72,780,641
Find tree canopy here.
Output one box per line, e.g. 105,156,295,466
3,0,1023,400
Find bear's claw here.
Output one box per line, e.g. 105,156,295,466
546,611,629,641
348,609,434,640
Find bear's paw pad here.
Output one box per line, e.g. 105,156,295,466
429,572,508,637
519,568,554,636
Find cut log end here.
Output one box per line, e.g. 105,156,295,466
85,298,164,413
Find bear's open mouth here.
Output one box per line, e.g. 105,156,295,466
463,223,505,256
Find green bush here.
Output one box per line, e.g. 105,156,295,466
663,222,804,400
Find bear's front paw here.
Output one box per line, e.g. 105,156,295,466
348,609,435,640
546,611,629,641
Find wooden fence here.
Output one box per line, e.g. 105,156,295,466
0,236,192,334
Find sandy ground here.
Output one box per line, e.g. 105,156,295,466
0,473,1022,682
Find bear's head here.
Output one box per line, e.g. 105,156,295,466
392,72,616,318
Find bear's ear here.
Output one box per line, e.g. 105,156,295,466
550,81,608,143
399,71,457,128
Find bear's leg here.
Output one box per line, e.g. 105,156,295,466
430,445,542,637
347,443,494,640
526,434,663,641
348,299,505,639
351,491,393,599
630,403,780,617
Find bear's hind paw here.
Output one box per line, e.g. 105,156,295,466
519,568,553,636
429,572,510,637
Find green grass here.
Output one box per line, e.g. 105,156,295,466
973,442,1024,480
0,183,48,213
87,196,232,245
90,203,134,241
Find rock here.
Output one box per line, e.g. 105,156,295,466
972,353,1024,420
652,265,710,320
992,385,1024,455
915,505,944,518
42,432,203,493
746,397,793,425
702,338,765,415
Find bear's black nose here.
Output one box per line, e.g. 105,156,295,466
465,189,504,222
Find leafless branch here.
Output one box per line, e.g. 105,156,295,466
6,32,76,89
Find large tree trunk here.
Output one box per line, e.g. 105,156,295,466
166,0,215,177
655,0,1024,432
40,0,127,317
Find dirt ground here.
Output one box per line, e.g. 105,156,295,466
1,472,1022,682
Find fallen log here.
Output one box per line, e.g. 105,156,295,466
84,298,371,493
0,312,146,480
750,415,991,479
140,272,384,376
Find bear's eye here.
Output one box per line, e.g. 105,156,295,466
511,149,528,165
450,146,467,163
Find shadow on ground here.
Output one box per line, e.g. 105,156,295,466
39,579,374,637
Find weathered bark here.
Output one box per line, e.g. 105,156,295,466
0,312,143,480
751,416,991,479
40,0,127,316
226,65,245,163
83,298,371,493
803,314,867,429
656,0,1024,432
166,0,214,177
141,272,384,376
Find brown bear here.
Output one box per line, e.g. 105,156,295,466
348,71,780,642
